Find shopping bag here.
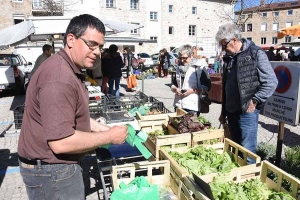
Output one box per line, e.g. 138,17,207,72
127,75,137,89
110,176,159,200
200,95,211,113
220,123,231,139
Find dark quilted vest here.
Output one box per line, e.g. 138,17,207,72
222,42,261,114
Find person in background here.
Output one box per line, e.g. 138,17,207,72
171,44,211,116
158,50,164,77
18,14,128,200
102,44,123,99
123,47,134,78
216,23,278,163
30,44,53,77
101,49,109,94
281,49,289,61
289,50,299,61
275,50,282,61
266,46,275,61
162,48,171,78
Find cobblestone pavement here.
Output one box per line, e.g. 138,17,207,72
0,77,299,200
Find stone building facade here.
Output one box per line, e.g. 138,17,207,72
0,0,32,30
235,1,300,47
65,0,234,55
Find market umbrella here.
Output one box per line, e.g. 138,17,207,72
0,20,35,49
277,24,300,39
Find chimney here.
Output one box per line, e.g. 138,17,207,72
260,0,265,6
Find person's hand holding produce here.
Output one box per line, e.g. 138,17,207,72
109,125,128,144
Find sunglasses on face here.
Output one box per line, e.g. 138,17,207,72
178,56,189,60
79,37,103,51
221,39,233,49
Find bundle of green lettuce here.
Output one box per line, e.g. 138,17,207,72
168,146,239,176
209,174,295,200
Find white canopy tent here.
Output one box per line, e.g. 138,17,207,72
0,16,143,49
0,20,35,49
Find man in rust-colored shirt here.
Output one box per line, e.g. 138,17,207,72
18,14,128,200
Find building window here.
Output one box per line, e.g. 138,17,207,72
32,0,42,8
130,23,139,34
247,37,252,41
192,7,197,14
261,37,266,44
272,37,278,44
274,11,279,17
106,0,115,8
150,36,157,41
262,12,267,17
285,36,291,43
286,22,293,27
247,24,252,32
272,23,279,31
241,15,245,19
150,12,158,20
169,26,174,35
261,23,267,31
130,0,138,9
189,25,196,36
169,5,173,13
288,10,293,15
240,24,245,32
12,0,23,2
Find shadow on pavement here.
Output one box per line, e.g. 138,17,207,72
81,155,104,199
0,149,19,187
258,121,300,148
9,95,25,111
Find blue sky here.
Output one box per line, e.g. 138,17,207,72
234,0,296,11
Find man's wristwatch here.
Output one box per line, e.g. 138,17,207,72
252,98,258,105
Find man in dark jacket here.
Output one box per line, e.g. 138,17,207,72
215,23,278,163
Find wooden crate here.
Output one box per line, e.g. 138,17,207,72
111,160,200,200
191,128,225,147
159,138,261,179
190,160,300,200
140,120,191,160
136,107,187,120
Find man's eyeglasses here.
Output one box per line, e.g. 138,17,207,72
178,56,189,60
79,37,102,50
221,39,233,49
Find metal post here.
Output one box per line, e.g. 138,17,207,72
142,72,144,93
275,122,285,167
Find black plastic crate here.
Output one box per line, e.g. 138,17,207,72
143,97,171,114
116,92,148,110
13,104,25,129
102,111,135,124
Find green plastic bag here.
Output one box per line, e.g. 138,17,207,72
110,176,159,200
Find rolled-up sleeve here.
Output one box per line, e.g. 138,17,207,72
255,50,278,104
39,82,77,141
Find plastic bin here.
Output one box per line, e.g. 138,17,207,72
103,111,135,124
13,104,25,129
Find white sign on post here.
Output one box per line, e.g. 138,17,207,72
263,62,300,126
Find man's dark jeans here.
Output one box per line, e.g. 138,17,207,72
19,161,84,200
226,109,259,164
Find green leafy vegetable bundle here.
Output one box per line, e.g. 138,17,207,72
210,175,295,200
168,146,239,176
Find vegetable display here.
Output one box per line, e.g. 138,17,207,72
177,114,205,133
210,175,295,200
148,128,168,140
168,146,239,176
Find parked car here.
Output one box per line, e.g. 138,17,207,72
151,52,178,70
136,53,153,68
0,54,32,94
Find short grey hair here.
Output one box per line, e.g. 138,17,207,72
178,44,193,57
215,23,242,43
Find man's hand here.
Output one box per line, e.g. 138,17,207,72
109,125,128,144
247,99,256,113
172,87,183,96
182,88,201,96
219,113,227,124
